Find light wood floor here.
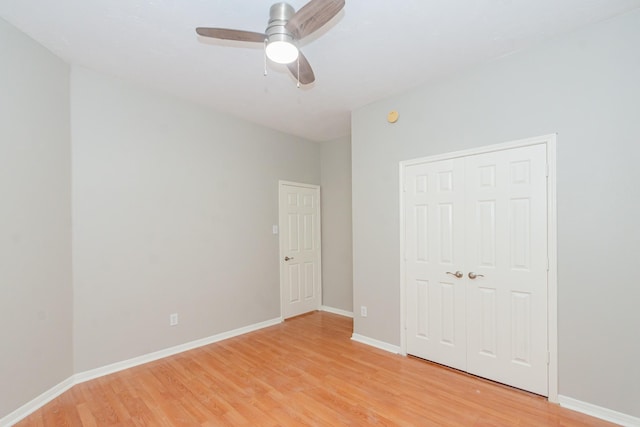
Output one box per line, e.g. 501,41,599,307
16,311,614,426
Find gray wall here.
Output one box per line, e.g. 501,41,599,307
71,66,321,372
320,136,353,313
0,18,73,419
352,9,640,418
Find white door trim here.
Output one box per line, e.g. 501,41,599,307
399,134,558,402
278,180,322,319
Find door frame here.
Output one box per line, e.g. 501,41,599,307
398,134,558,402
278,180,322,320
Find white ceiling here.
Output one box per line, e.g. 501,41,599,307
1,0,639,142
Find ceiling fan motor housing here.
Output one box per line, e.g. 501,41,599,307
266,2,296,45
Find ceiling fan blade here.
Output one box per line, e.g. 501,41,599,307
287,51,315,85
285,0,345,39
196,28,266,43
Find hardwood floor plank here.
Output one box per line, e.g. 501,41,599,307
75,403,97,427
15,312,616,426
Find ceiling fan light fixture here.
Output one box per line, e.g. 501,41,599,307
266,39,298,64
264,2,298,64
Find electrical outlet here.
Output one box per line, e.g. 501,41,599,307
360,306,368,317
169,313,178,326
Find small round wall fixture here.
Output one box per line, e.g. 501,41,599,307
387,110,399,123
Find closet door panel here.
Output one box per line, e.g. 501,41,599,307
465,144,548,396
405,159,467,370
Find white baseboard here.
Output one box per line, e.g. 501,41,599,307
351,333,401,354
75,317,282,384
321,305,354,318
0,375,74,427
558,395,640,426
1,317,282,426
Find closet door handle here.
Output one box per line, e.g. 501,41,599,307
446,271,463,279
284,256,294,261
468,272,484,279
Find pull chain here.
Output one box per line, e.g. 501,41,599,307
263,39,268,77
297,56,300,88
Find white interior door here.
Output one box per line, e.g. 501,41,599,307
404,158,467,370
404,142,549,396
279,181,321,319
464,144,548,395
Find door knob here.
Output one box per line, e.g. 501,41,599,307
284,256,294,261
446,271,463,279
468,272,484,279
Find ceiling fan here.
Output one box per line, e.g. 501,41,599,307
196,0,345,85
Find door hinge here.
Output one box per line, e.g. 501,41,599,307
546,257,550,271
545,164,549,177
547,351,551,365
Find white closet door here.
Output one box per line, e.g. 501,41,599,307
404,158,467,370
465,144,548,395
404,143,548,396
